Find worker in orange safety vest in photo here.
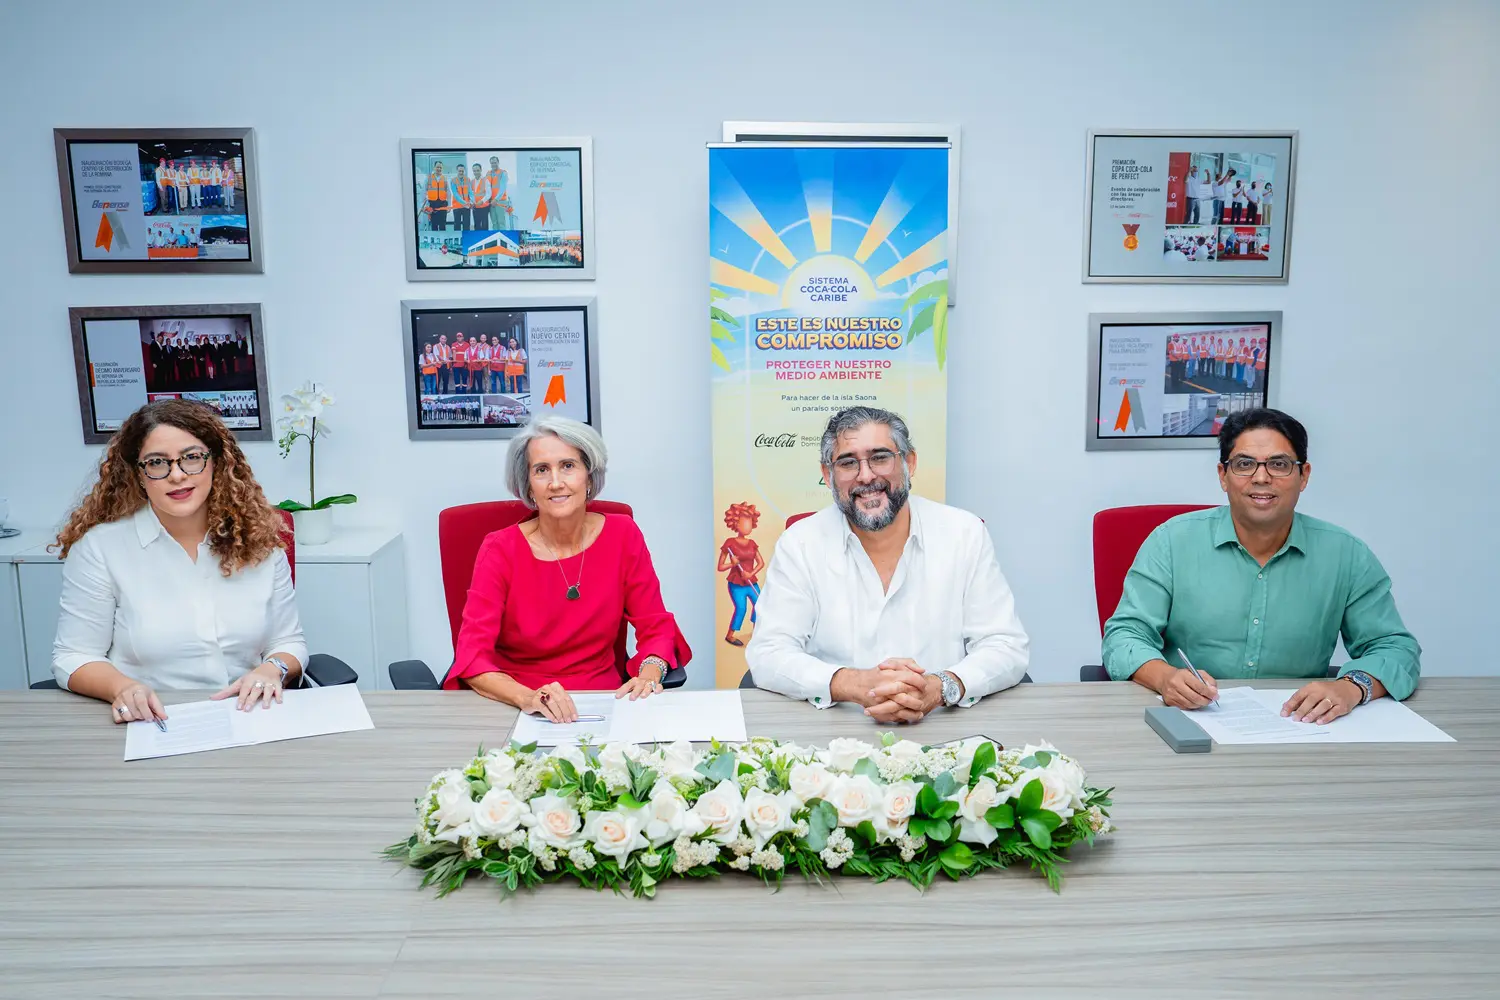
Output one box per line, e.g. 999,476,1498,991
469,163,493,236
424,160,452,231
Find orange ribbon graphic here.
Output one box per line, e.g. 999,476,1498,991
94,213,114,252
1113,392,1132,431
533,194,549,223
543,374,566,407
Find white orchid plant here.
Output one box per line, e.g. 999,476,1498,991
274,381,357,513
385,734,1113,899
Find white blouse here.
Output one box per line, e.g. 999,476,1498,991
52,505,308,690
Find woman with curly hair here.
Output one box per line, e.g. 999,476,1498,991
717,502,765,646
51,399,307,724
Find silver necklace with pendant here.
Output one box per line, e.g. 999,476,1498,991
536,531,586,600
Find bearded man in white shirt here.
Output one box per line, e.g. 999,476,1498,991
746,406,1029,723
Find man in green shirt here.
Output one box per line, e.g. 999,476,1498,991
1103,408,1420,724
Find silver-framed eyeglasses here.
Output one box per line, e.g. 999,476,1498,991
831,450,900,478
1224,456,1302,477
138,451,211,480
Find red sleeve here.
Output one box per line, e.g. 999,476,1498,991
443,532,513,689
619,519,692,677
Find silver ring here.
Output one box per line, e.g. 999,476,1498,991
115,705,127,714
253,680,265,689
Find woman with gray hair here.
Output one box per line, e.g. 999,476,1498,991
442,415,690,722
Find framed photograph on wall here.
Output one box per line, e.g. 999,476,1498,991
54,127,263,273
1086,311,1280,451
400,297,600,440
399,138,595,281
1082,130,1296,283
68,303,272,445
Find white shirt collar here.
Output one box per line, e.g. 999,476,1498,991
132,504,165,548
838,495,925,554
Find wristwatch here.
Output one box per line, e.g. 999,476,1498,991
265,655,291,685
938,671,963,707
1341,669,1374,706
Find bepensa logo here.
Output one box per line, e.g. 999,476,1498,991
92,200,131,211
754,433,797,448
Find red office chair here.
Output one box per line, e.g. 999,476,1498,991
1081,504,1212,682
31,511,356,690
742,509,1031,688
387,499,687,691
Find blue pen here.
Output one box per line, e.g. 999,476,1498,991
154,718,168,733
1178,650,1219,708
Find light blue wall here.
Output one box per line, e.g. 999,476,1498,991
1,0,1495,682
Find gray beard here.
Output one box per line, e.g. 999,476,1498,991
833,473,911,532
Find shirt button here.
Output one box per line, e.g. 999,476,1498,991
1257,573,1264,580
1247,661,1255,667
812,697,821,704
1253,618,1260,625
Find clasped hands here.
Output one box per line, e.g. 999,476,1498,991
835,658,949,724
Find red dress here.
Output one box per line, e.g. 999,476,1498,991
443,514,691,691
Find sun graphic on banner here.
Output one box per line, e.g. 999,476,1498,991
707,146,951,371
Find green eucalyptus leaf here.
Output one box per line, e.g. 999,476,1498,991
1017,778,1043,816
852,757,885,784
985,803,1016,828
931,800,960,821
932,772,958,799
1020,815,1053,849
939,842,975,871
917,783,941,817
926,818,952,842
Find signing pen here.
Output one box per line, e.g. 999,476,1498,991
544,714,606,724
1178,650,1218,708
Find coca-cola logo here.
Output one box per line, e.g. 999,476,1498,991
754,433,797,448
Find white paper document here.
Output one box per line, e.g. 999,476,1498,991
1185,687,1455,745
124,684,375,760
510,690,748,748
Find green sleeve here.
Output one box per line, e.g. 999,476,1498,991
1338,543,1421,701
1102,526,1174,681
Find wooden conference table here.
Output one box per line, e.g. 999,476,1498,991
1,680,1497,999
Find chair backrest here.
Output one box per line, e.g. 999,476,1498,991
276,508,296,584
785,511,815,529
437,499,634,647
1092,504,1214,635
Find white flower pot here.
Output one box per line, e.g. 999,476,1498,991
292,508,334,546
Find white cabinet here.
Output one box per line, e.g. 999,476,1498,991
0,526,410,691
291,527,410,692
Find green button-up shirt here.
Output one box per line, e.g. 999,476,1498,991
1102,506,1421,700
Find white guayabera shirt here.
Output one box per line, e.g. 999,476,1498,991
746,497,1030,709
52,505,308,690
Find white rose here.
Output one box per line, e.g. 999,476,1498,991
787,761,836,804
431,777,475,831
957,777,1001,846
1047,756,1088,811
550,744,587,774
643,780,703,846
656,740,701,781
470,787,526,838
884,740,926,767
875,780,920,840
584,809,648,861
828,774,883,827
528,792,585,849
482,751,516,789
742,787,794,849
1009,768,1076,820
822,738,877,773
597,742,638,784
690,779,745,844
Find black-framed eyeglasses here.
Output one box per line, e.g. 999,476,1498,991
1224,456,1302,478
138,451,211,480
831,450,900,478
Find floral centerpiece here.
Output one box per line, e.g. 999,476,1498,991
274,381,355,544
384,734,1113,898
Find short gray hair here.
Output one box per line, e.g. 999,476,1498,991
819,406,914,467
505,415,608,509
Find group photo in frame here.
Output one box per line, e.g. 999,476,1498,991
399,138,595,281
1082,130,1296,283
68,303,273,445
54,127,263,274
400,297,601,440
1086,311,1280,452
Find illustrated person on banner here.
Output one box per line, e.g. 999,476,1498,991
717,502,766,647
746,407,1030,722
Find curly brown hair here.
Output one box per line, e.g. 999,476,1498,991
723,502,760,531
53,399,286,576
